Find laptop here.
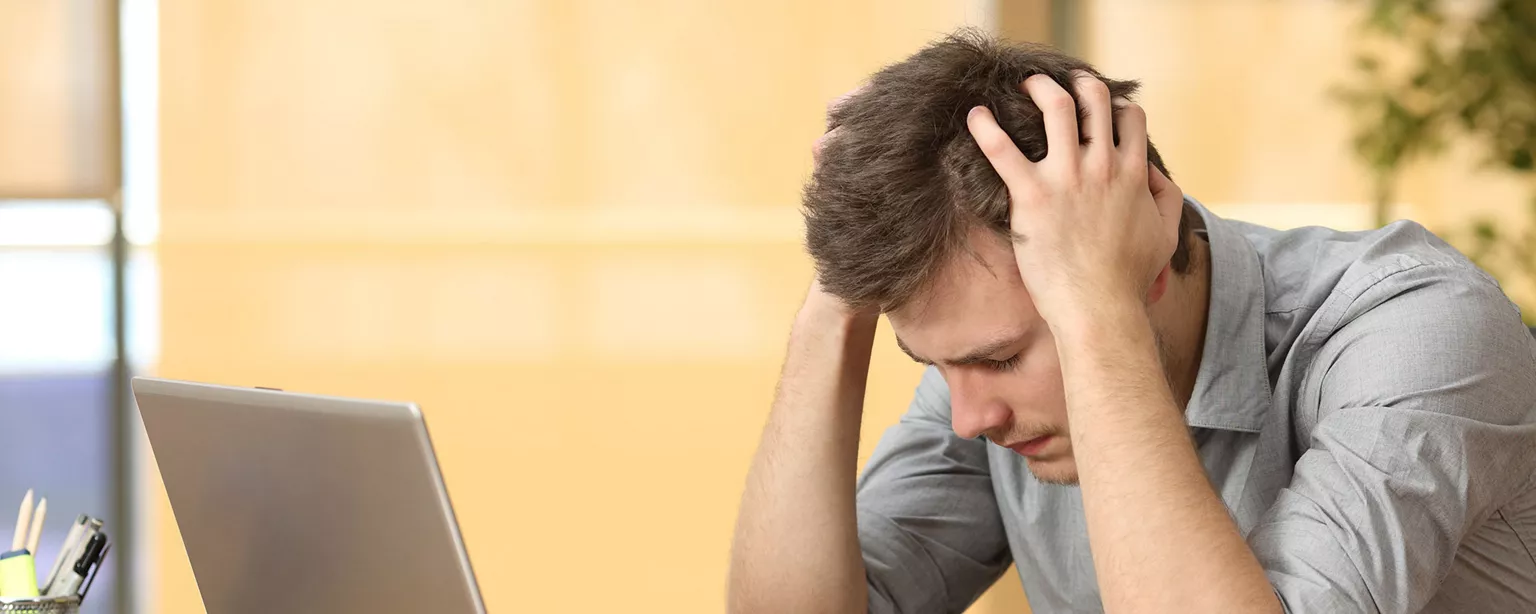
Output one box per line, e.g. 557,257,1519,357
132,377,486,614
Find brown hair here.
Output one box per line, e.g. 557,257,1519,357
804,30,1190,312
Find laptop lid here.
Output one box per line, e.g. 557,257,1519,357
132,377,485,614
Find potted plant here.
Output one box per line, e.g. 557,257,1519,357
1336,0,1535,324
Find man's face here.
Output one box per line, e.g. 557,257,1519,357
887,228,1077,485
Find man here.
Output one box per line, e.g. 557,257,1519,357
727,32,1536,614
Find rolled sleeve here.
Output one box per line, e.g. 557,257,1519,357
1248,263,1536,613
857,366,1011,614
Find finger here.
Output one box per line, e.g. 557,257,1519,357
1147,158,1175,200
1021,74,1080,163
1071,71,1113,157
1146,266,1172,304
1147,162,1183,237
966,106,1036,190
1114,96,1148,166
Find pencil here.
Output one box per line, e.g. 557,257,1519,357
26,498,45,554
11,489,32,552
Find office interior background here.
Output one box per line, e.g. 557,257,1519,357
1,0,1532,612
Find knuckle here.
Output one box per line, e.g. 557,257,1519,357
1074,75,1111,101
1050,92,1075,113
1081,160,1111,183
1043,93,1076,114
1118,158,1148,182
977,131,1012,156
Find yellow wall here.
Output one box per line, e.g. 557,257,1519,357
153,1,1031,612
0,0,117,198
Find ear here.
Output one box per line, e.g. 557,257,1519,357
1145,264,1172,305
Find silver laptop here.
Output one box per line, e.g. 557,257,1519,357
132,377,486,614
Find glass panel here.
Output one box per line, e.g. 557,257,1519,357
122,0,159,247
0,201,114,247
0,250,113,370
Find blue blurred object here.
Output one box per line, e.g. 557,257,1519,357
0,372,114,614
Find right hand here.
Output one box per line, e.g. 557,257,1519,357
805,85,880,323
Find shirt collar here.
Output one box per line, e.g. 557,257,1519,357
1182,197,1272,433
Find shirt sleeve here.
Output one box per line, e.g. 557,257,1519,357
1248,262,1536,613
856,366,1013,614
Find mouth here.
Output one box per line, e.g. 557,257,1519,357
1004,435,1053,458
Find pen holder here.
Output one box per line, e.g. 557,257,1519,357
0,596,78,614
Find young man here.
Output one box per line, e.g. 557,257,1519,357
728,33,1536,614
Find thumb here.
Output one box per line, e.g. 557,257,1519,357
1147,161,1182,230
1148,161,1179,254
1147,161,1177,200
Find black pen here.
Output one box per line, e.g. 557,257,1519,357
72,533,109,603
49,531,107,599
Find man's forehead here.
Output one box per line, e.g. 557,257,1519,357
889,289,1038,364
894,327,1031,365
890,246,1034,322
884,224,1039,356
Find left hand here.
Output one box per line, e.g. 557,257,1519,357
966,71,1184,328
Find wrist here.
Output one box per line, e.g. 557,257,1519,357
1046,293,1148,344
1044,288,1142,333
799,284,880,330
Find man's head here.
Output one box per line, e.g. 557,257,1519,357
804,31,1194,484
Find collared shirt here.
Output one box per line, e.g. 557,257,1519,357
856,199,1536,613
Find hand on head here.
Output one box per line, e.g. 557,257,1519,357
965,71,1184,326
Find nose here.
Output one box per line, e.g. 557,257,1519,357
946,369,1011,440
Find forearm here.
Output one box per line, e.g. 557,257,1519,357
728,292,877,614
1056,304,1278,614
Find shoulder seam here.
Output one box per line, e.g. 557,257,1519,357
1291,259,1492,421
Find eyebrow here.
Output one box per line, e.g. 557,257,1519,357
895,334,1024,367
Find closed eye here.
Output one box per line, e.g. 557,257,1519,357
986,354,1022,372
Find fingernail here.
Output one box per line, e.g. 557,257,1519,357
968,106,984,120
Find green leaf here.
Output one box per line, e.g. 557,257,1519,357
1475,220,1499,242
1511,148,1534,171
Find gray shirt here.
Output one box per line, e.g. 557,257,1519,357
856,199,1536,613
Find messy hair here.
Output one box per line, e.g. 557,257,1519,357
804,30,1189,312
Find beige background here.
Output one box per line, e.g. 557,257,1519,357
149,1,1531,613
153,1,1028,612
0,0,118,198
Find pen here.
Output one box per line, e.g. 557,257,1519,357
77,540,108,602
51,532,107,600
43,516,87,594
